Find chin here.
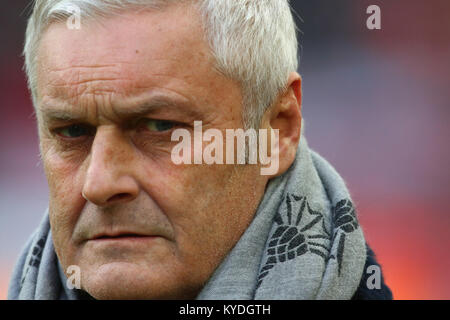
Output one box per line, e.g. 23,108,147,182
80,261,200,299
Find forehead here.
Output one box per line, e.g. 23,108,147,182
36,4,217,103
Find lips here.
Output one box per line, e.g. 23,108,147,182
94,233,147,240
90,232,157,241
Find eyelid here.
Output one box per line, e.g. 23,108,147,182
138,118,185,130
50,119,186,137
52,123,95,138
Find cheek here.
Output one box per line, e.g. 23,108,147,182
45,152,84,211
140,160,228,235
43,148,86,260
141,160,241,244
142,160,229,213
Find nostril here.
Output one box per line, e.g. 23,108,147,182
107,193,133,203
83,175,139,206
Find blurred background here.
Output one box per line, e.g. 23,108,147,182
0,0,449,299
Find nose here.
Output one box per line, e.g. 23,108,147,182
82,127,139,206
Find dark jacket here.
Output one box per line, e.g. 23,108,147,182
352,244,393,299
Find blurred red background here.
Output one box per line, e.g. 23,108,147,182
1,0,449,299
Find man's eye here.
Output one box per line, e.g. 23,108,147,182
144,119,177,132
57,125,90,138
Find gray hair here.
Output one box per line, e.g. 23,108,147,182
24,0,298,128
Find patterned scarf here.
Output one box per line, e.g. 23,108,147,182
8,126,367,299
198,127,367,299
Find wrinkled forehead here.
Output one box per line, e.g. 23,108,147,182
35,4,214,102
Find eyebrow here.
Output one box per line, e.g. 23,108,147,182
40,109,82,122
40,96,204,123
116,97,201,119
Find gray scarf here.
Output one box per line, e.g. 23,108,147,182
8,127,367,300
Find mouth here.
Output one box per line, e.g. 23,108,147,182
90,232,160,242
95,234,147,239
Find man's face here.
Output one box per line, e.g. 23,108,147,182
36,4,269,299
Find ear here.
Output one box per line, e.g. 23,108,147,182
261,72,302,178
